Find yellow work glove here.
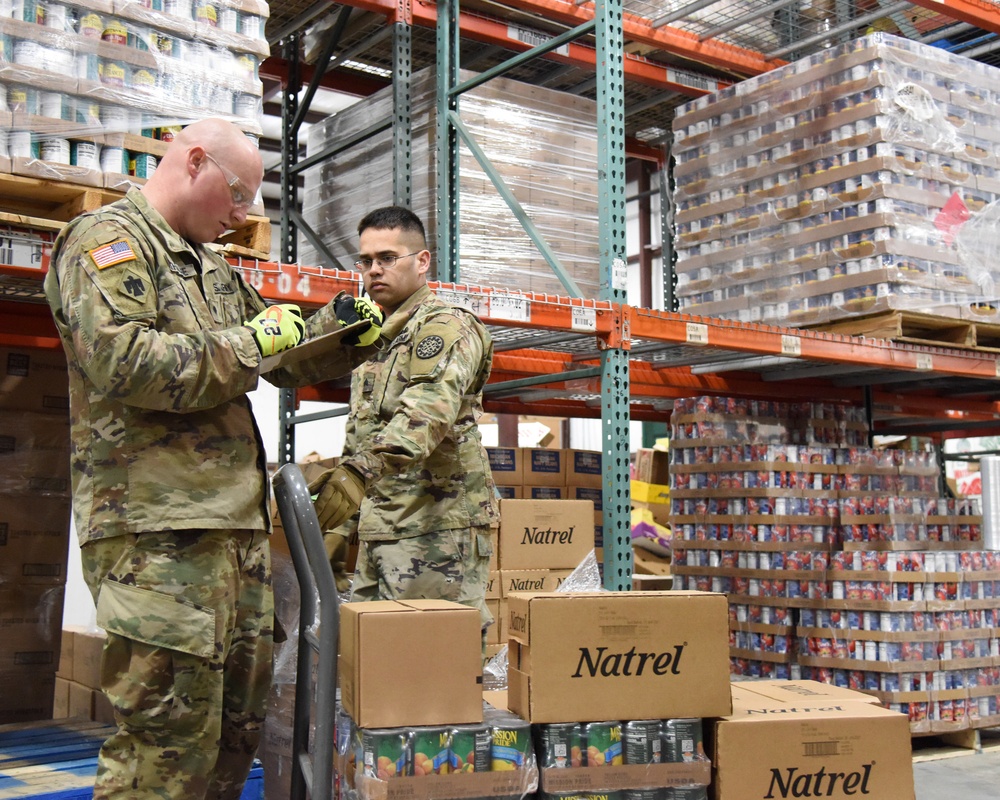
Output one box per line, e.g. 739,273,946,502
334,295,383,347
308,464,366,531
323,531,352,593
245,304,305,356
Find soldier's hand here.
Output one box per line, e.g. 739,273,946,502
323,531,352,593
334,295,383,347
245,304,305,356
309,464,366,531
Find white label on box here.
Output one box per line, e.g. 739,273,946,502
572,307,597,332
489,294,529,322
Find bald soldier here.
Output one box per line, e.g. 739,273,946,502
310,206,499,642
44,118,380,799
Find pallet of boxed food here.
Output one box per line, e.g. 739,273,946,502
300,68,601,298
671,33,1000,327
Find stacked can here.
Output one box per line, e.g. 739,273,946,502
361,728,411,780
623,720,664,800
448,723,491,773
411,727,450,776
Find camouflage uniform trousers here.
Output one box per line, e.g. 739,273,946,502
80,529,274,800
351,526,494,633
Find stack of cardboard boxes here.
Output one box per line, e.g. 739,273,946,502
300,68,601,297
54,625,113,723
488,445,603,544
631,447,673,589
487,497,595,656
0,346,72,724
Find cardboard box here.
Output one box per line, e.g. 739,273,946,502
0,347,69,414
711,681,914,800
507,591,731,723
0,495,71,584
527,486,566,500
499,569,574,597
0,412,71,496
0,585,64,671
499,499,595,569
522,448,566,487
631,480,670,505
485,571,501,600
487,447,523,486
340,599,483,728
565,449,603,487
0,668,55,723
53,675,70,718
634,448,670,485
71,627,107,690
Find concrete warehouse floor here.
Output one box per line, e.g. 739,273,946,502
912,729,1000,799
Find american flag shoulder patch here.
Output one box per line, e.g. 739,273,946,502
89,239,137,269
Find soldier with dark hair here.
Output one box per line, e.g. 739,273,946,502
310,206,499,639
43,118,379,799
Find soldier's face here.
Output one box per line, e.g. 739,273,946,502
358,226,430,315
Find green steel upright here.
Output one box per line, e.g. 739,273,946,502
594,0,632,591
435,0,632,589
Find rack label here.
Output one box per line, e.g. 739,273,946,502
686,323,709,345
612,258,628,292
572,307,596,332
436,289,485,316
915,354,933,371
0,234,45,269
489,294,530,322
780,334,801,356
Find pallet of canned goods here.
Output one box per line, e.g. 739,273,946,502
535,718,711,799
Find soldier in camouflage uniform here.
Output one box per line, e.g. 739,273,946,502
43,118,377,800
311,206,499,635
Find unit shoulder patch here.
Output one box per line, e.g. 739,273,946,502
89,239,137,270
411,321,461,376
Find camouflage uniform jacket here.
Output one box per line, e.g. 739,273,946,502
342,284,499,540
44,190,360,544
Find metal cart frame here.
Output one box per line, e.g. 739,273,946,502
271,463,341,800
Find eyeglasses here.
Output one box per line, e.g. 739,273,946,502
204,153,256,210
353,251,422,272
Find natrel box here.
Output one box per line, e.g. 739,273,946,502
340,599,483,728
711,681,913,800
507,591,731,723
498,499,594,569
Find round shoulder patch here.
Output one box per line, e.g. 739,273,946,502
415,334,445,359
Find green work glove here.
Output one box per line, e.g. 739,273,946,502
334,295,383,347
323,531,352,593
245,304,305,356
308,464,366,531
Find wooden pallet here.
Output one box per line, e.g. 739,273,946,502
811,310,1000,352
0,173,271,260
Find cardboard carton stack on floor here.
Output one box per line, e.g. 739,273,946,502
0,346,71,723
488,446,603,549
336,598,540,800
671,33,1000,326
668,394,997,734
53,625,114,723
300,68,600,297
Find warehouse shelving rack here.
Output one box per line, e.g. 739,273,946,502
264,0,1000,589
